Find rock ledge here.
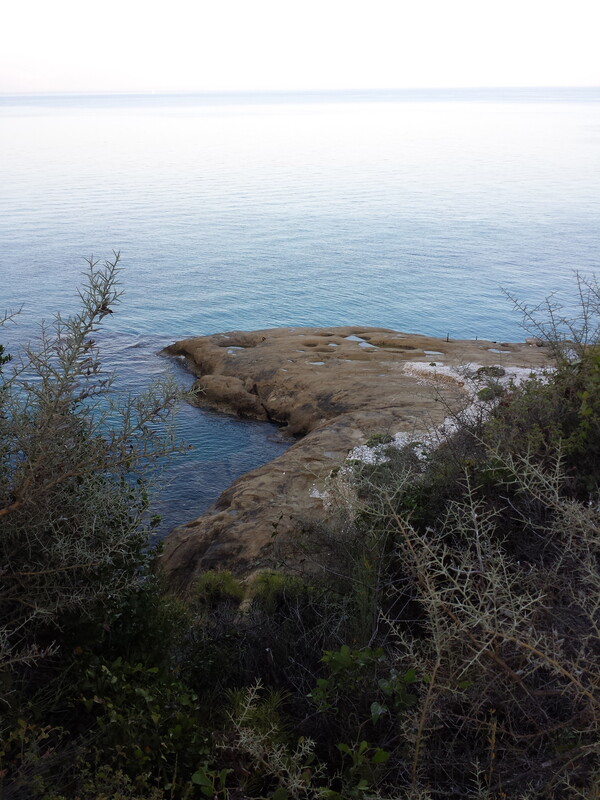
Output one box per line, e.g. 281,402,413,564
161,326,550,590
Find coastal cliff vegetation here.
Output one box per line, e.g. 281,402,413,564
1,263,598,799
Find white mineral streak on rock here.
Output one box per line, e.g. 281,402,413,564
346,362,552,466
346,445,390,464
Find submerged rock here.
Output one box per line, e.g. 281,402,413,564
160,326,549,590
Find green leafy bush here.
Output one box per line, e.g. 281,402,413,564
73,656,210,783
250,571,308,614
193,570,245,607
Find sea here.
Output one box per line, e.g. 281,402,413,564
1,88,599,534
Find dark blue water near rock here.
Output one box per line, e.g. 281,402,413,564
1,88,599,533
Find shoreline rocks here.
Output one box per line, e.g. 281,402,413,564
160,326,550,591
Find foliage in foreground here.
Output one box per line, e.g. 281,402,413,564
1,268,598,799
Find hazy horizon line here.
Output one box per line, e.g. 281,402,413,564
1,85,599,98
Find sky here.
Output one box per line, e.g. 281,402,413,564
0,0,598,94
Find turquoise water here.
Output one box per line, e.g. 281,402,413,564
1,89,599,531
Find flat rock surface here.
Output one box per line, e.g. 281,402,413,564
160,326,550,590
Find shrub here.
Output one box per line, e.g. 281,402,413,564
365,433,394,447
0,254,183,681
250,571,308,614
291,278,600,797
476,382,504,401
72,655,210,785
0,255,190,797
44,765,164,800
476,365,506,378
307,421,599,796
504,270,600,362
193,570,245,607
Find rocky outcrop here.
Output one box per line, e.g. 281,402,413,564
160,326,550,591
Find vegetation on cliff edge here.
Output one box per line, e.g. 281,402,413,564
1,264,598,799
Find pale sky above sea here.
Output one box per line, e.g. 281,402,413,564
1,0,598,94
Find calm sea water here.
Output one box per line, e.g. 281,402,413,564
1,88,599,531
